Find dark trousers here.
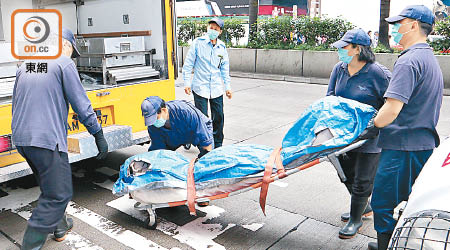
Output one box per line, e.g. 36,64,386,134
339,152,380,197
16,146,73,233
372,149,433,234
193,91,224,148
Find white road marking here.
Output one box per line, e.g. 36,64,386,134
0,186,40,211
66,201,167,250
106,195,147,221
0,187,106,250
107,196,235,250
171,205,236,250
64,233,105,250
94,179,115,191
272,180,289,188
242,223,264,231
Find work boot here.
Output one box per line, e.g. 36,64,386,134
340,183,372,222
21,226,48,250
54,214,73,242
367,232,393,250
341,203,373,222
368,242,378,250
339,196,369,239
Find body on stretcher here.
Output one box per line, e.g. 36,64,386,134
113,96,377,229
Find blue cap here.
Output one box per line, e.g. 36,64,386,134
332,29,371,48
208,18,224,29
385,5,434,25
61,28,80,58
141,96,163,126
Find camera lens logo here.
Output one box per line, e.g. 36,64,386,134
11,9,62,60
23,16,50,44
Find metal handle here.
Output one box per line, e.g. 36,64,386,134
327,154,347,182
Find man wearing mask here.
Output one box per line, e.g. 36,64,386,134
141,96,213,159
183,18,232,149
12,28,108,249
362,5,444,250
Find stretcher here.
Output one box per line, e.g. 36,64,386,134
388,136,450,249
113,96,377,229
132,140,366,229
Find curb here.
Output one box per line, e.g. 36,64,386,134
230,72,450,96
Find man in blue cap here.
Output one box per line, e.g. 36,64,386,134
12,28,108,249
362,5,444,250
141,96,213,158
183,18,232,149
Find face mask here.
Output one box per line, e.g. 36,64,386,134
207,29,220,40
391,22,414,44
153,117,166,128
338,48,353,64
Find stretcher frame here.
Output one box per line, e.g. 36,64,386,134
132,140,367,229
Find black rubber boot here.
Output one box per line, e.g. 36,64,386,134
21,226,48,250
367,241,377,250
340,183,373,222
367,232,392,250
341,202,373,222
341,183,353,222
377,232,392,250
339,196,369,239
54,214,73,242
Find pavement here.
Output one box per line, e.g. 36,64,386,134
0,76,449,250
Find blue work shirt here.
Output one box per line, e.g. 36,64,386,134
379,43,443,151
327,61,391,153
147,100,213,151
12,56,101,153
183,35,231,99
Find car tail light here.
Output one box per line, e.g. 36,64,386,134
0,135,14,153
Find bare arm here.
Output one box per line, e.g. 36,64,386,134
374,98,404,128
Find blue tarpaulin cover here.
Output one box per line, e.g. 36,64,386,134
281,96,376,166
113,96,376,196
113,144,274,195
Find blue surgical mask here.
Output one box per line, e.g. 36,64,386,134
391,23,403,44
391,22,414,44
207,29,220,40
153,117,166,128
338,48,353,64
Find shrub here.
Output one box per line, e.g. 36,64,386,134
177,18,245,46
292,15,354,47
178,15,355,50
221,19,246,44
430,17,450,54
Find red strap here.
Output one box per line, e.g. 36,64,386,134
187,158,197,216
275,148,287,178
259,147,284,216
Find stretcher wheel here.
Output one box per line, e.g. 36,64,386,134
183,144,191,150
144,216,157,230
145,209,157,230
